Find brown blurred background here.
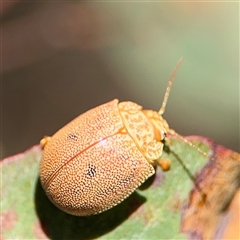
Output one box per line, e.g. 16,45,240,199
1,2,239,159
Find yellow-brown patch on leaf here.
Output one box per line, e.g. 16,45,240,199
182,146,240,239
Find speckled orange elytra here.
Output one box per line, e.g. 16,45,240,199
40,58,197,216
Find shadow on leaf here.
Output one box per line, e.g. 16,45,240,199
34,177,147,240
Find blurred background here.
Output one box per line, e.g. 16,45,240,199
1,2,239,159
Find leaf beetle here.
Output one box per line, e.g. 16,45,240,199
40,58,188,216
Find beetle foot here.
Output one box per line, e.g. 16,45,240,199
157,158,171,171
40,136,51,149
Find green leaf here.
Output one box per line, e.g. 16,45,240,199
1,137,239,239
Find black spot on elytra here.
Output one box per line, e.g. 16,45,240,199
67,133,78,141
87,164,96,178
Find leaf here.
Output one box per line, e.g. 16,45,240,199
1,137,240,239
181,137,240,239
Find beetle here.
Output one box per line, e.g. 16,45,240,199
40,58,188,216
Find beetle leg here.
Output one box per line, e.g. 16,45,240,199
157,158,171,171
40,136,52,149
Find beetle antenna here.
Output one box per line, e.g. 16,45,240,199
168,130,210,158
158,57,184,115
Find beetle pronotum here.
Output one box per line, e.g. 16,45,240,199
40,58,206,216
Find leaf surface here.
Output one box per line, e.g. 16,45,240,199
1,137,240,239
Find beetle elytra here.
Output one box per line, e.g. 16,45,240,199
40,58,194,216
